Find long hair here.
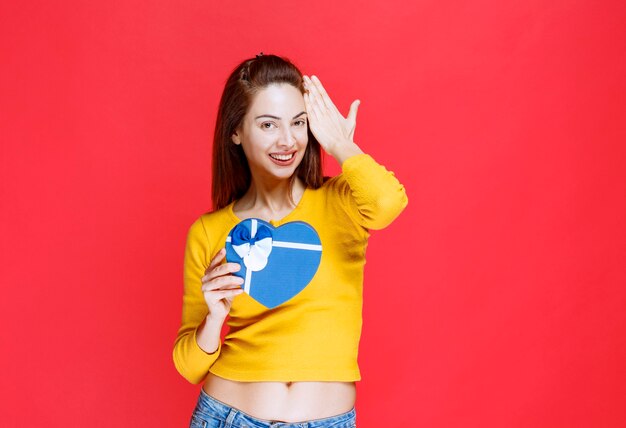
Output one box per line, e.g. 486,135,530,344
211,53,324,210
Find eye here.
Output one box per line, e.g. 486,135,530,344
294,119,306,126
261,122,276,129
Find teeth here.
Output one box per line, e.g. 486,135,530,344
270,153,294,161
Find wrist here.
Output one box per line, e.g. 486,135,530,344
196,316,223,354
205,313,225,327
330,140,364,166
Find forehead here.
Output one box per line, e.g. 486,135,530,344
247,83,304,117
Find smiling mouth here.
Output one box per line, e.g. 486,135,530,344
269,153,295,161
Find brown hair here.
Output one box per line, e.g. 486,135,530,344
211,53,324,210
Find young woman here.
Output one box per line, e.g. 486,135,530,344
173,53,408,428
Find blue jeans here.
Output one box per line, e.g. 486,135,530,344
190,388,357,428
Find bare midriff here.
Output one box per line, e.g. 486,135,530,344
202,372,356,423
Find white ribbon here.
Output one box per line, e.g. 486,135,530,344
232,219,273,272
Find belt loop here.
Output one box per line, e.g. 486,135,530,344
225,408,238,427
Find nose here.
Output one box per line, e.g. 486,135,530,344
277,126,296,149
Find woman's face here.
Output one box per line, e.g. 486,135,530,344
232,83,308,184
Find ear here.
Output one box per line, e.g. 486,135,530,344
231,131,241,145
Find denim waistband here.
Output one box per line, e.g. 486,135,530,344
194,388,356,428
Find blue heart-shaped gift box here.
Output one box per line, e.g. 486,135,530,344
225,218,322,309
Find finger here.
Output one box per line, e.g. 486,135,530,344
306,76,330,112
306,86,328,122
204,288,244,305
202,275,244,292
211,288,245,300
206,248,226,273
304,76,327,113
348,99,360,122
310,75,341,115
203,283,242,294
209,274,244,290
202,262,241,282
304,92,321,123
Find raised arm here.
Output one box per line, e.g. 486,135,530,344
303,75,408,230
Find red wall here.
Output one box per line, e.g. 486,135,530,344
1,1,625,426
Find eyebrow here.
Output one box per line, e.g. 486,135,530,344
254,111,307,120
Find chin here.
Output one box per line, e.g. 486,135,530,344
270,167,298,181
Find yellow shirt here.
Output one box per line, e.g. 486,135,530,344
173,154,408,383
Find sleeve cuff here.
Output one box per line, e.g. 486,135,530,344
341,153,373,174
190,325,222,366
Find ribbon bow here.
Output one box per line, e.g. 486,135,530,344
231,220,273,272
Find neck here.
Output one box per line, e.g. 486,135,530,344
239,175,305,215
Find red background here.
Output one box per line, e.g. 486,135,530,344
2,1,625,427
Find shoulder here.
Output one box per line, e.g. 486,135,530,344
186,204,233,239
195,204,234,232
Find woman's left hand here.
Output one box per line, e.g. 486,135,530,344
303,75,363,164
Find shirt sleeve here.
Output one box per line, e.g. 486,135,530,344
333,153,409,230
172,216,221,384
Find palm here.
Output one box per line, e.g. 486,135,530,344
304,75,360,153
211,296,233,319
